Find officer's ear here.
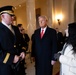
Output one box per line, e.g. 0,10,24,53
1,14,4,18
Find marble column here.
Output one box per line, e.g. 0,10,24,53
46,0,53,28
26,0,36,52
70,0,75,22
26,0,36,38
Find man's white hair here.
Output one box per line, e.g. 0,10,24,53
38,15,48,21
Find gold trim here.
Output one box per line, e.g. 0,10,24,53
0,10,14,15
3,53,10,63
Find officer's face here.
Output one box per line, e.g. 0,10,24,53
1,13,14,25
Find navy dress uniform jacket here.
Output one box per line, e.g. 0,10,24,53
0,22,25,75
32,26,57,75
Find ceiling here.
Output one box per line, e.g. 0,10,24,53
0,0,26,7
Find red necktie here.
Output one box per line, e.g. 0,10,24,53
41,29,44,38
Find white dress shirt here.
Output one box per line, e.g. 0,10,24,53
41,26,47,34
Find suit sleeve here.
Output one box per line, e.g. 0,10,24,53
51,30,58,60
31,33,35,57
0,32,15,65
0,45,15,65
1,52,15,65
24,34,30,42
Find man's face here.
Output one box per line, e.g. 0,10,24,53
19,26,23,31
65,28,69,37
20,29,25,34
1,13,14,25
38,17,47,28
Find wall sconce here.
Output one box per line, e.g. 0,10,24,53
57,19,60,25
56,14,63,25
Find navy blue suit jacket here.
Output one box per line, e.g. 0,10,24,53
0,22,26,75
0,22,26,64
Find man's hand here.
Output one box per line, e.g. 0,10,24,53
13,55,20,63
51,60,56,65
20,52,25,60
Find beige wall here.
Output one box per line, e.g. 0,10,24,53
14,0,48,30
35,0,47,16
52,0,75,34
14,5,27,30
10,0,75,34
0,0,75,36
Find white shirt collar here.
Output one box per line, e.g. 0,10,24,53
41,26,47,33
2,20,11,29
1,20,15,34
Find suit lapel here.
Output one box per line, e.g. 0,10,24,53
38,28,41,40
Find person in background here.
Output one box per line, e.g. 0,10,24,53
17,24,30,52
0,6,25,75
56,28,64,52
63,27,69,43
31,15,57,75
17,24,30,72
11,24,26,75
54,22,76,75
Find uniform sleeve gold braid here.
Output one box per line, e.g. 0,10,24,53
3,53,10,64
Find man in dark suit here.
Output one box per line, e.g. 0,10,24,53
56,28,64,52
17,24,30,74
0,6,25,75
17,24,30,51
31,16,57,75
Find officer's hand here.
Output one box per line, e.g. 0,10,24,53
20,52,25,60
13,55,20,63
